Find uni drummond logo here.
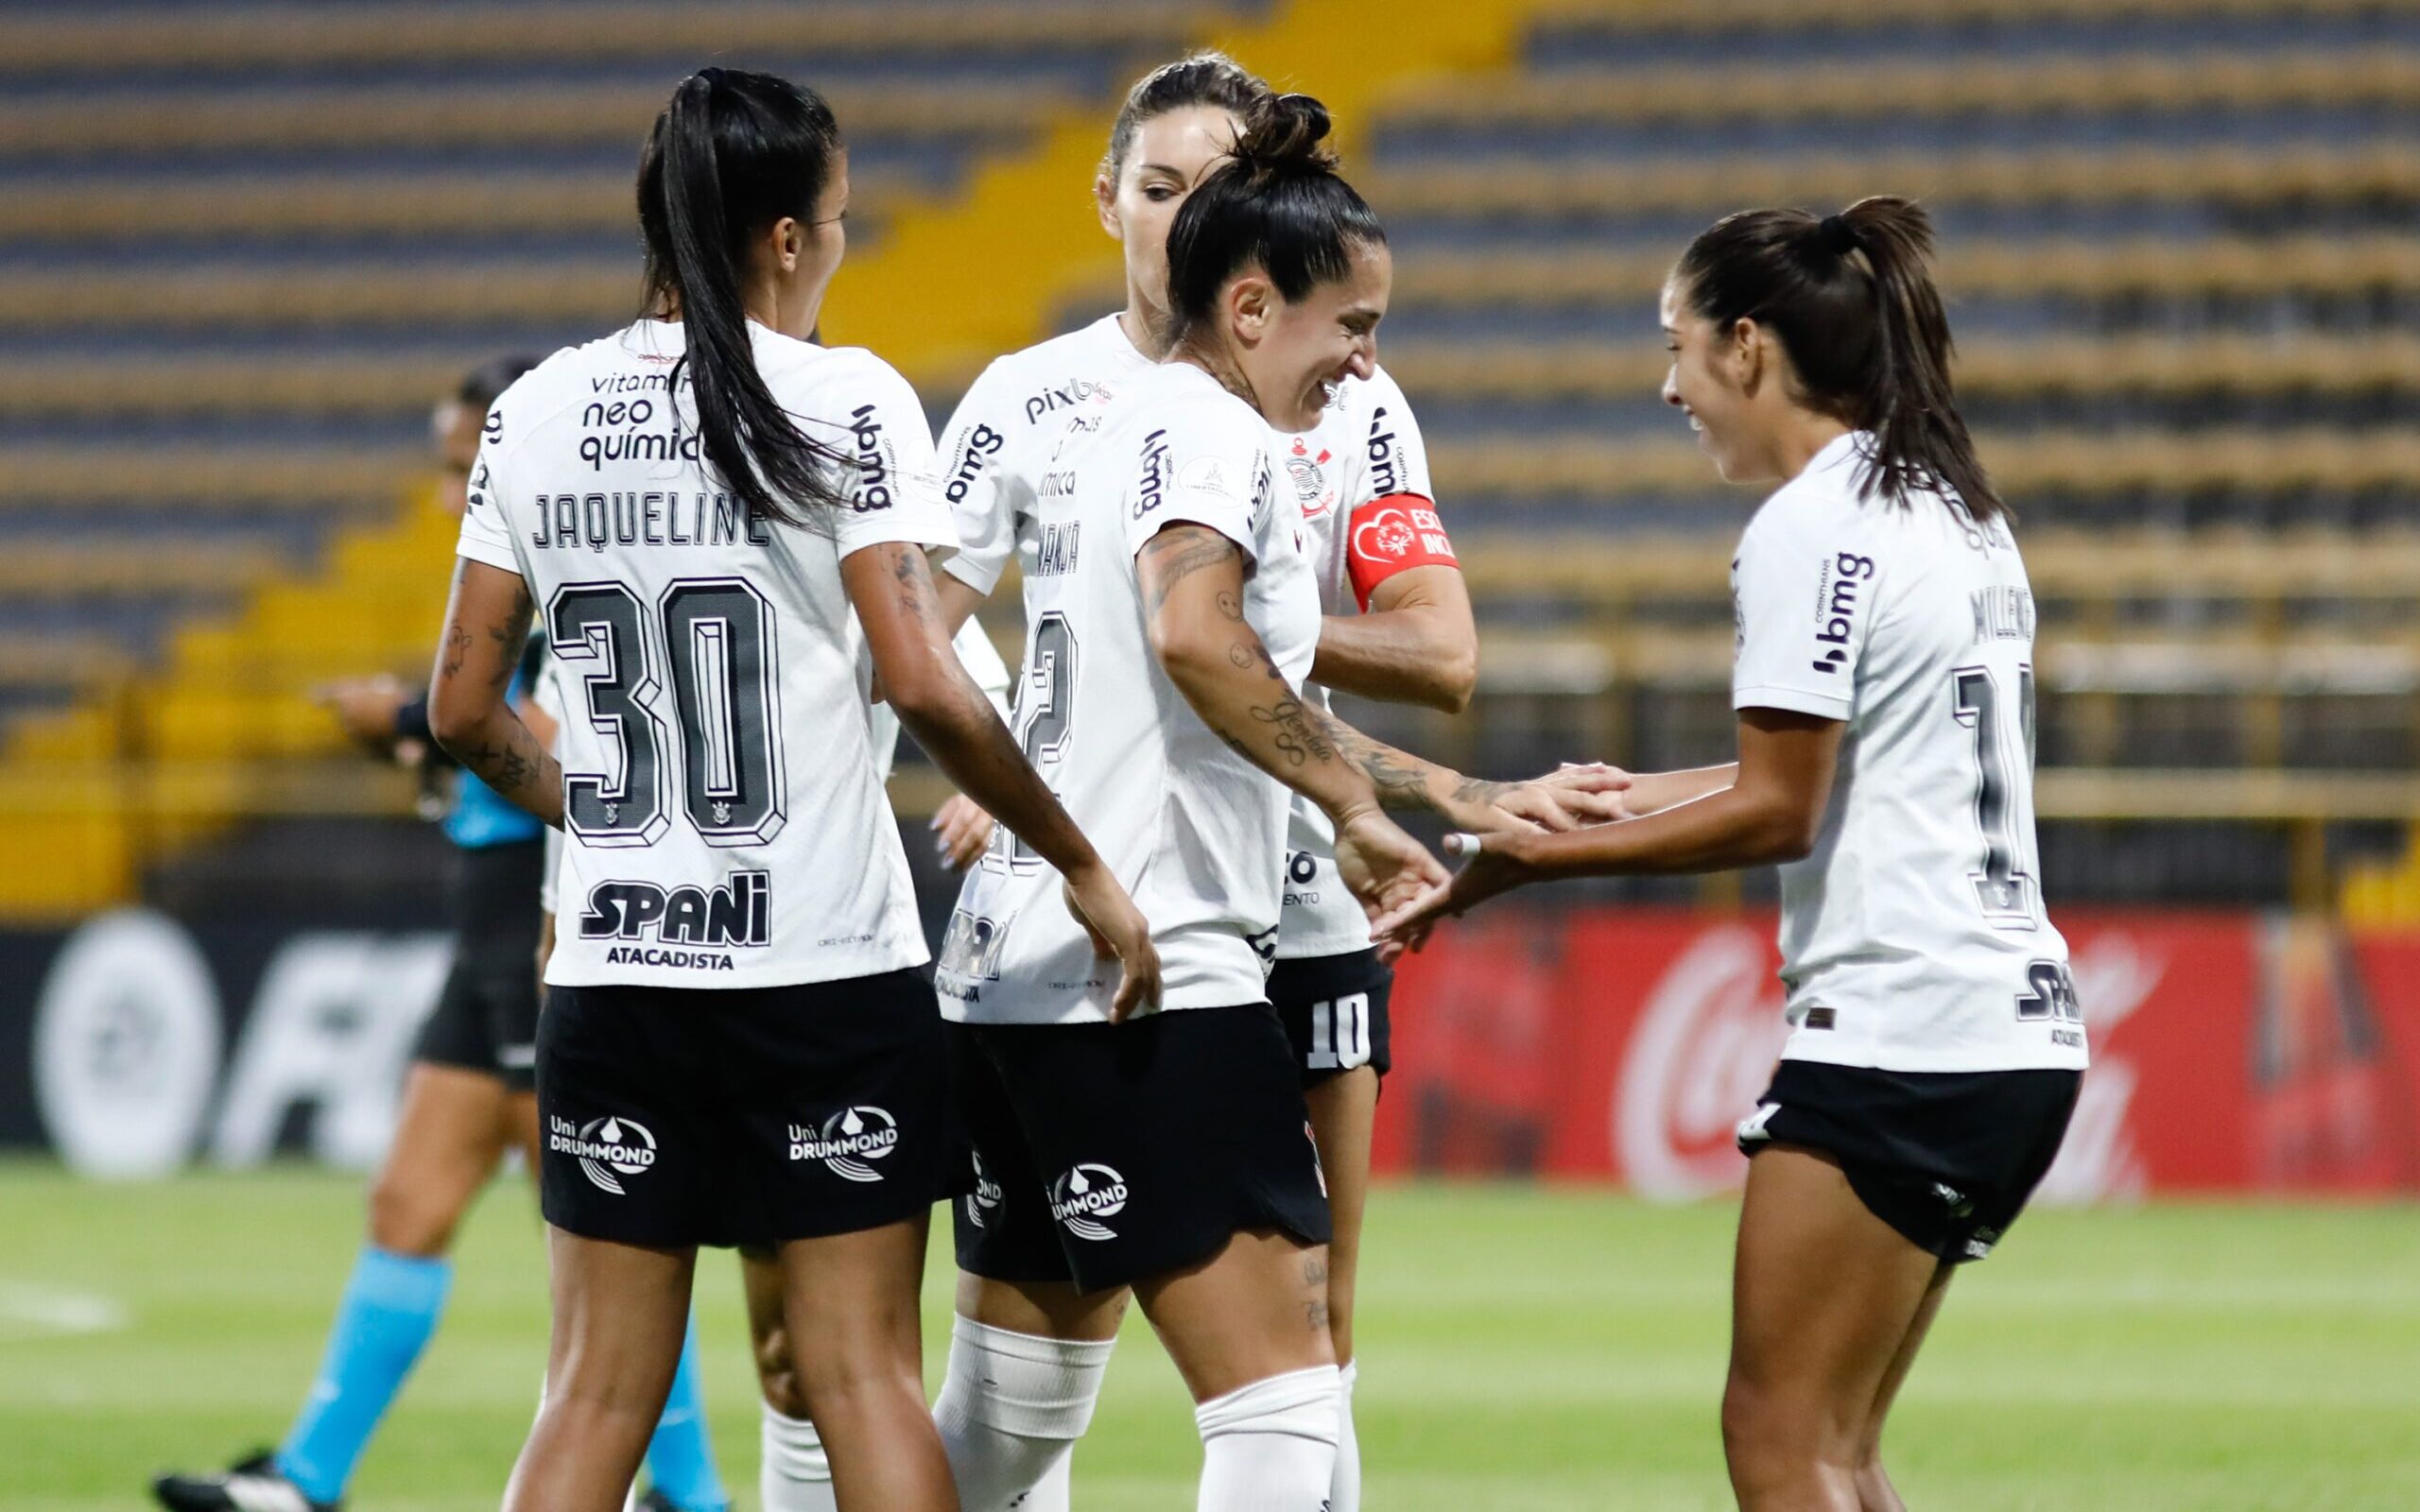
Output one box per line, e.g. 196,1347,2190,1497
790,1106,900,1183
1049,1162,1130,1241
550,1114,657,1194
963,1151,1005,1230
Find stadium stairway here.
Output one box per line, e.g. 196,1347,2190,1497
0,0,1285,917
5,0,2415,919
0,0,1566,919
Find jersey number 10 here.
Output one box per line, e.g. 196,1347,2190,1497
549,577,786,849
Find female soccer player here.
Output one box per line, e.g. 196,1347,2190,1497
923,92,1614,1512
426,68,1155,1512
152,360,731,1512
1377,198,2090,1512
728,56,1544,1512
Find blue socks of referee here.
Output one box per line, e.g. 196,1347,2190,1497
275,1246,452,1502
643,1314,730,1511
272,1246,728,1510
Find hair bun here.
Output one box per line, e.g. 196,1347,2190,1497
1234,92,1337,178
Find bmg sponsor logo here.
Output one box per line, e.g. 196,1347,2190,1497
944,421,1006,504
1049,1162,1130,1241
1811,551,1876,675
790,1106,899,1183
845,404,893,511
1132,429,1172,520
1365,405,1404,495
551,1114,657,1194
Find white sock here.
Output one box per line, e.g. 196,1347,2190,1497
1330,1359,1361,1512
1193,1365,1341,1512
759,1401,836,1512
932,1315,1112,1511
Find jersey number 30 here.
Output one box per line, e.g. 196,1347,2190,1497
550,578,786,849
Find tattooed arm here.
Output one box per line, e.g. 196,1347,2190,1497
1137,525,1621,837
429,559,563,826
843,541,1160,1018
1135,523,1445,915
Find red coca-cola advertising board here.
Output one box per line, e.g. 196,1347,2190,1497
1374,909,2420,1199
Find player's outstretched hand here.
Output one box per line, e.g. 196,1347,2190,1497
1372,831,1530,957
931,794,996,871
1435,763,1633,836
1063,863,1163,1023
1333,808,1452,926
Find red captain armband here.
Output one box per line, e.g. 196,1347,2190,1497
1345,493,1459,610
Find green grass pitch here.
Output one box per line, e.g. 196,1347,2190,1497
4,1162,2416,1509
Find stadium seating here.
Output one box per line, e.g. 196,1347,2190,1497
3,0,2414,919
0,0,1274,915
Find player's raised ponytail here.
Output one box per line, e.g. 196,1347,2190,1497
638,68,854,529
1164,92,1386,344
1675,196,2004,522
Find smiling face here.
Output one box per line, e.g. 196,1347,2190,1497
1221,238,1391,433
1661,275,1783,486
1098,105,1245,341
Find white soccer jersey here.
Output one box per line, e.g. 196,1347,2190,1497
1270,368,1454,958
456,318,959,990
940,315,1454,962
936,313,1154,598
865,619,1012,782
934,360,1322,1023
1731,431,2088,1074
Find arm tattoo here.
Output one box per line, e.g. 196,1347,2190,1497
1247,696,1336,767
1322,711,1445,813
1138,526,1244,617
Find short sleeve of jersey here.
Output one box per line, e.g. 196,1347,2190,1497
804,352,962,561
1119,405,1265,563
934,357,1027,594
1731,488,1875,721
1341,369,1453,609
454,397,527,577
1350,366,1435,505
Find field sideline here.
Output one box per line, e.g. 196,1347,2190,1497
4,1163,2415,1510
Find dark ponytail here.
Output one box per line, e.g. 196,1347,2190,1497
1675,196,2004,521
1164,92,1386,344
637,68,853,529
1102,50,1269,182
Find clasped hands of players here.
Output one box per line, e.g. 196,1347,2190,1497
934,758,1634,983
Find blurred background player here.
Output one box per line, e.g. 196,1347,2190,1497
1378,198,2087,1512
150,359,731,1512
907,55,1507,1512
926,92,1616,1512
429,68,1154,1512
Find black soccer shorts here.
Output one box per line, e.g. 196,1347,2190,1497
537,969,955,1251
413,839,545,1091
1270,948,1393,1084
950,1005,1333,1294
1738,1058,2084,1263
